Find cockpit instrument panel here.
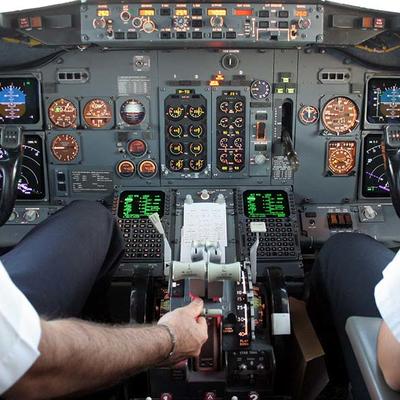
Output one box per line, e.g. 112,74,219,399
243,190,290,219
0,134,45,200
366,77,400,125
117,190,165,219
0,77,40,126
362,134,390,198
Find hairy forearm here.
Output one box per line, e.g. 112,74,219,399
5,319,171,400
377,321,400,391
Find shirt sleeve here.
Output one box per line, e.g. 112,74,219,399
375,249,400,342
0,260,42,395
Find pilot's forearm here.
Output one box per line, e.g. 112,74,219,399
377,321,400,391
5,319,172,400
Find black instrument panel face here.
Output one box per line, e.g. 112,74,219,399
0,134,46,200
243,190,290,218
362,134,390,198
0,77,40,125
367,78,400,125
118,190,165,219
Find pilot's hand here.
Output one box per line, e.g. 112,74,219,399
158,298,208,363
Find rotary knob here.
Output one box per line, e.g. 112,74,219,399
8,210,18,222
23,209,39,223
362,205,377,220
210,16,224,28
142,19,156,33
254,154,267,165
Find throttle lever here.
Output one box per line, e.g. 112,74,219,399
383,125,400,218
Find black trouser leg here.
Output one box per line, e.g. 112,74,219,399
1,200,124,318
308,232,395,400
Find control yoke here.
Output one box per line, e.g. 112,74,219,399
0,127,23,226
383,125,400,218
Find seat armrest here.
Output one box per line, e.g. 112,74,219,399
346,316,400,400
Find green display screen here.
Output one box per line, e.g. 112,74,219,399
243,190,289,218
118,191,165,219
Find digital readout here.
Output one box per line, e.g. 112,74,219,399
243,190,290,218
118,191,165,219
0,77,40,124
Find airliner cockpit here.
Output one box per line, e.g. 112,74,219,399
1,1,400,399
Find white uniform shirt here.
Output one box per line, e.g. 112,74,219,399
0,260,42,395
375,250,400,342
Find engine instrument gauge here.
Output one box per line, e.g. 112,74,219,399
51,134,79,163
48,98,78,128
362,134,390,197
327,141,356,176
187,105,206,120
166,104,185,120
168,125,184,137
169,159,184,171
298,105,319,125
189,159,205,171
120,99,145,125
250,80,271,100
189,124,204,138
321,96,359,135
83,98,113,128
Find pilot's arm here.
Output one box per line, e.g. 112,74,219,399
375,251,400,391
0,260,207,400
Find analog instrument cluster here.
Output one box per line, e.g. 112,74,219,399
216,91,246,173
164,91,208,175
46,97,148,130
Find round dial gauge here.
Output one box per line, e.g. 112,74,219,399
168,125,184,137
298,105,319,125
116,160,136,177
327,141,356,175
250,80,271,100
187,105,206,120
166,104,185,120
127,139,147,157
120,99,145,125
83,98,113,128
169,159,184,171
138,159,157,178
189,159,205,172
189,124,204,138
322,97,359,135
51,134,79,162
48,98,78,128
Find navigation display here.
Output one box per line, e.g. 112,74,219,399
118,191,165,219
0,135,46,200
243,190,290,218
0,77,40,124
367,77,400,124
362,134,390,198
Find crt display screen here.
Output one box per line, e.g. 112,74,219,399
118,191,165,219
0,135,46,200
366,78,400,124
0,77,40,124
243,190,290,218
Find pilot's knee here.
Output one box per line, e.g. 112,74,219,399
67,200,113,226
319,232,374,257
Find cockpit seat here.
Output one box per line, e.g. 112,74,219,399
346,317,400,400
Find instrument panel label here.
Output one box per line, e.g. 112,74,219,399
71,171,113,192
